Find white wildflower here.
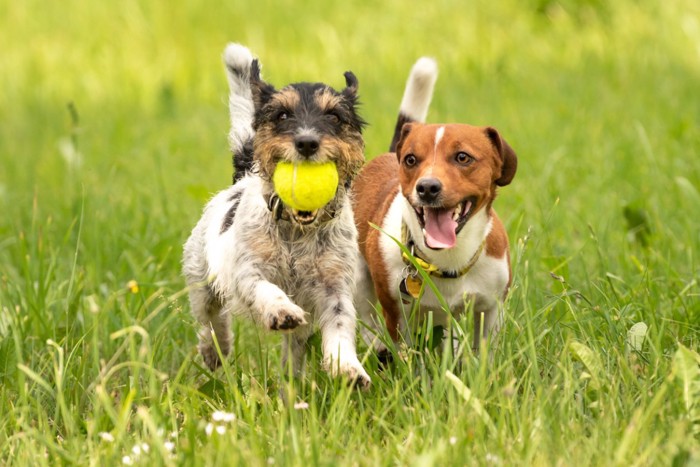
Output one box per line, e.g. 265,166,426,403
449,436,457,445
216,425,226,435
205,423,214,436
212,410,236,423
485,453,502,465
164,441,175,452
293,401,309,410
98,432,114,443
58,137,83,170
122,455,133,465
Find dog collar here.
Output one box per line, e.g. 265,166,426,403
266,193,289,221
400,222,485,279
399,222,485,300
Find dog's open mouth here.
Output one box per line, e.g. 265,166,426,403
292,209,319,225
413,196,477,250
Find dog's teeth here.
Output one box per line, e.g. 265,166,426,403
464,200,472,215
292,209,319,224
453,204,462,221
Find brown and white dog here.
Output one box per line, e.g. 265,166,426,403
353,58,517,358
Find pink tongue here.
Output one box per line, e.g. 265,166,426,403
424,208,457,249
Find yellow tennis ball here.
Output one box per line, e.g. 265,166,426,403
272,161,339,212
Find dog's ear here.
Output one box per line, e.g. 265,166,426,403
250,59,276,109
395,122,414,161
486,127,518,187
341,71,367,132
342,71,359,98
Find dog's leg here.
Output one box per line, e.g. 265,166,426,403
189,284,231,370
281,326,313,378
472,299,503,352
317,292,371,389
231,268,308,331
310,227,371,388
354,257,386,352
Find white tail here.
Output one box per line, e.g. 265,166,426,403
399,57,438,123
222,43,256,157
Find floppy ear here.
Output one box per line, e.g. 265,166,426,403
486,127,517,187
342,71,359,98
250,59,276,109
395,122,414,161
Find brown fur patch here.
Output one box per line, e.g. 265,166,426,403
253,127,295,179
327,132,364,182
485,210,508,259
273,88,301,110
352,154,403,339
485,211,512,295
397,124,511,212
314,90,342,112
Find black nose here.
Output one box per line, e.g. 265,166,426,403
416,178,442,202
294,135,320,157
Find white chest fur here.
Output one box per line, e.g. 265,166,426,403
378,193,509,325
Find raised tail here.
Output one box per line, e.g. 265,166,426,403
389,57,438,152
223,43,257,183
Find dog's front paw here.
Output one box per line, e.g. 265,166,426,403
199,342,223,371
376,347,394,368
324,356,372,390
198,330,232,371
264,300,307,332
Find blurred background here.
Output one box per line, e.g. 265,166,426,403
1,0,699,463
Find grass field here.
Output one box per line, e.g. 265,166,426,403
1,0,699,465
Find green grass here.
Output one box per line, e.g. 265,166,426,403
1,0,699,465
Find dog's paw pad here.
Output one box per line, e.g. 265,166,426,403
350,372,371,391
267,303,307,331
277,314,302,330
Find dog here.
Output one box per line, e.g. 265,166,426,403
352,57,517,359
182,43,371,388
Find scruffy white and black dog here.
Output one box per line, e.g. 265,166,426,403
182,44,370,388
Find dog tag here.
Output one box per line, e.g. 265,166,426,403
401,275,422,299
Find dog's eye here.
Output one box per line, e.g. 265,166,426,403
276,111,289,121
326,112,341,124
456,152,475,166
404,154,417,167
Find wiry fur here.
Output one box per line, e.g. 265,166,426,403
183,43,370,388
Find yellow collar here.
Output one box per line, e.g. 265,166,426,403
400,222,484,279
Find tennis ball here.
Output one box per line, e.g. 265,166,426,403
272,161,339,212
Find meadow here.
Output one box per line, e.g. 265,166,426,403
1,0,699,465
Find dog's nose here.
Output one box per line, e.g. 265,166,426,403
294,135,320,157
416,178,443,202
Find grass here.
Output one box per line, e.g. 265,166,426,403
1,0,699,464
